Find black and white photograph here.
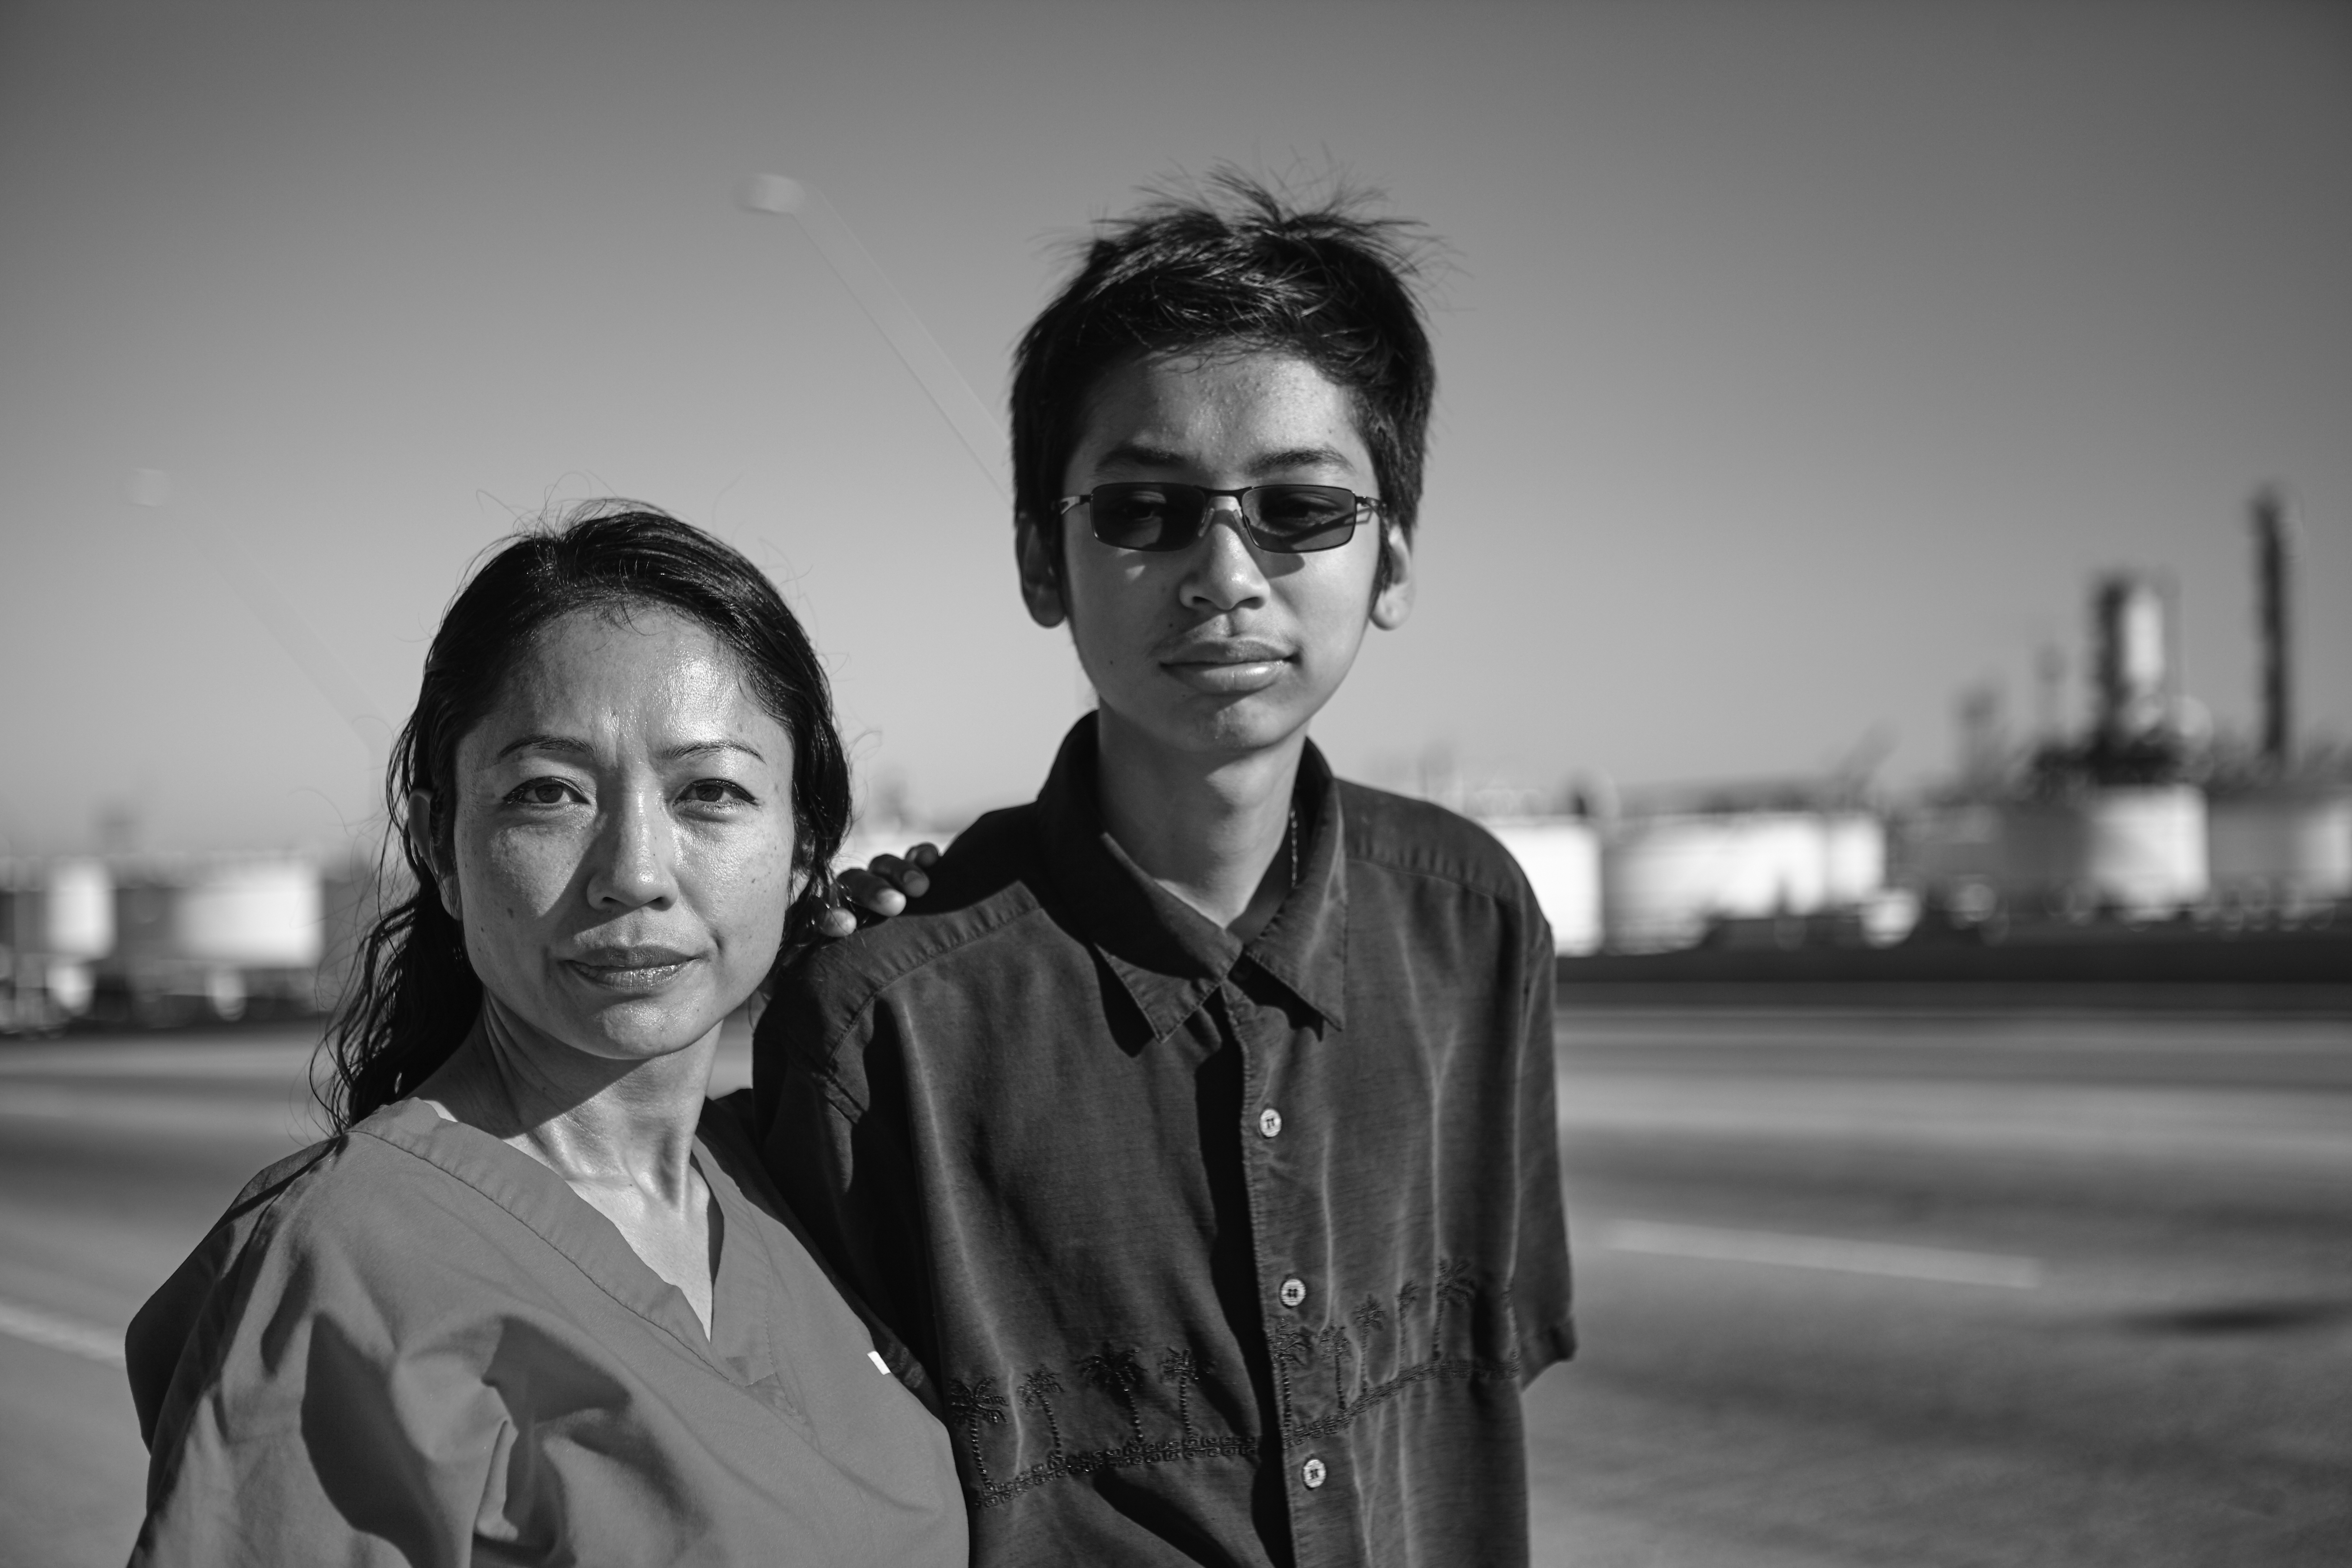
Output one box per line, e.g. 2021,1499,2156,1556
1,3,2347,1564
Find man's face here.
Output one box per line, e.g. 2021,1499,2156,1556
1019,349,1414,764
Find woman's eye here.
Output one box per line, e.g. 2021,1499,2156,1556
505,779,582,807
681,779,753,807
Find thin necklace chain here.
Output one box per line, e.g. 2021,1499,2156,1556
1288,804,1301,890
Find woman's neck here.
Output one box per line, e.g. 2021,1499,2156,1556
417,997,714,1208
417,998,723,1335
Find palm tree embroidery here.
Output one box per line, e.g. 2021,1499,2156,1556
1431,1258,1474,1362
1317,1324,1354,1413
1271,1324,1317,1432
1078,1346,1148,1449
1017,1366,1065,1463
1395,1279,1423,1370
1157,1347,1203,1444
944,1375,1008,1491
1351,1296,1387,1396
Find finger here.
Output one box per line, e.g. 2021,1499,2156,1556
817,906,859,940
887,843,937,896
839,869,908,915
865,854,929,899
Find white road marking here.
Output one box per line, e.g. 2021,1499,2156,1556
0,1299,124,1366
0,1041,312,1076
0,1084,318,1140
1560,1075,2352,1171
1598,1220,2044,1288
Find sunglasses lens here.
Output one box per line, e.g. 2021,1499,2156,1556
1248,485,1361,552
1088,485,1204,551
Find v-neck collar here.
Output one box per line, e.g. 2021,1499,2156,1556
356,1097,782,1390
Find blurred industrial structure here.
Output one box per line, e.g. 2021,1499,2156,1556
0,854,370,1034
1892,488,2347,926
1497,488,2347,958
3,496,2342,1032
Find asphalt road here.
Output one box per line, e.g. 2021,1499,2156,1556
2,1008,2346,1567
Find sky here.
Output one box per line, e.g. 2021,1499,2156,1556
2,0,2347,855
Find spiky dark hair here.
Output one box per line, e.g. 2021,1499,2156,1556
1010,170,1437,549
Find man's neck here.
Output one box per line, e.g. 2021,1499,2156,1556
1093,708,1302,934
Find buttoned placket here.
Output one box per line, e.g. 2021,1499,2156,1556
1037,718,1377,1559
1216,969,1364,1561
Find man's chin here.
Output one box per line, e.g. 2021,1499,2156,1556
1106,692,1315,761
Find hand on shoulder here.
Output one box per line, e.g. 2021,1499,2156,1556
818,843,941,938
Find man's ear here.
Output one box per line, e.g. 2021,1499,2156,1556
1370,520,1416,631
406,789,463,922
1015,512,1068,629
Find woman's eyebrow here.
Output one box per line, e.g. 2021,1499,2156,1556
490,735,764,763
660,739,765,763
494,733,593,761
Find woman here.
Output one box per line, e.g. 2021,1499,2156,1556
125,505,966,1565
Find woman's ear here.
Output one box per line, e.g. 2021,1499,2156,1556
406,790,462,922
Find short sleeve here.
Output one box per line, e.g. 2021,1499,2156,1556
130,1189,512,1567
1513,904,1577,1384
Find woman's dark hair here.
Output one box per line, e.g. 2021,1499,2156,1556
1011,169,1437,583
317,503,851,1131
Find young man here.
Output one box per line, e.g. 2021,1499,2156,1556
755,175,1573,1566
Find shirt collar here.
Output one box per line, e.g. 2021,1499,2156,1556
1033,714,1349,1042
356,1094,774,1382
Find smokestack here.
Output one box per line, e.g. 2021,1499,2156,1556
2091,573,2170,746
2033,642,2066,743
2253,487,2291,771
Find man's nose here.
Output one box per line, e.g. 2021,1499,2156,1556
587,791,680,910
1180,502,1270,612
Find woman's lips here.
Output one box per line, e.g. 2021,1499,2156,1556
564,947,699,993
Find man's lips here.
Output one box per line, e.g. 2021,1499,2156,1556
1159,637,1292,668
1159,639,1293,694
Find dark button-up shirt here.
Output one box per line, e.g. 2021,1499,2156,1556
756,716,1574,1567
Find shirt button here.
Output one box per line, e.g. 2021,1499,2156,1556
1259,1106,1283,1138
1302,1457,1327,1489
1279,1277,1308,1308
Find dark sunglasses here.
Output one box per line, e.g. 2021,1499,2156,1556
1057,483,1381,555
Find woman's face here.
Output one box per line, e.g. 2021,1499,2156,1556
430,604,798,1063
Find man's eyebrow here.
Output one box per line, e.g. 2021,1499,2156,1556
1092,441,1191,472
1246,445,1361,478
1090,442,1364,477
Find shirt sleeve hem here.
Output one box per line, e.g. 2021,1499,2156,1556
1519,1317,1578,1388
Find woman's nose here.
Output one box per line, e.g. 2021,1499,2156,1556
587,792,679,909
